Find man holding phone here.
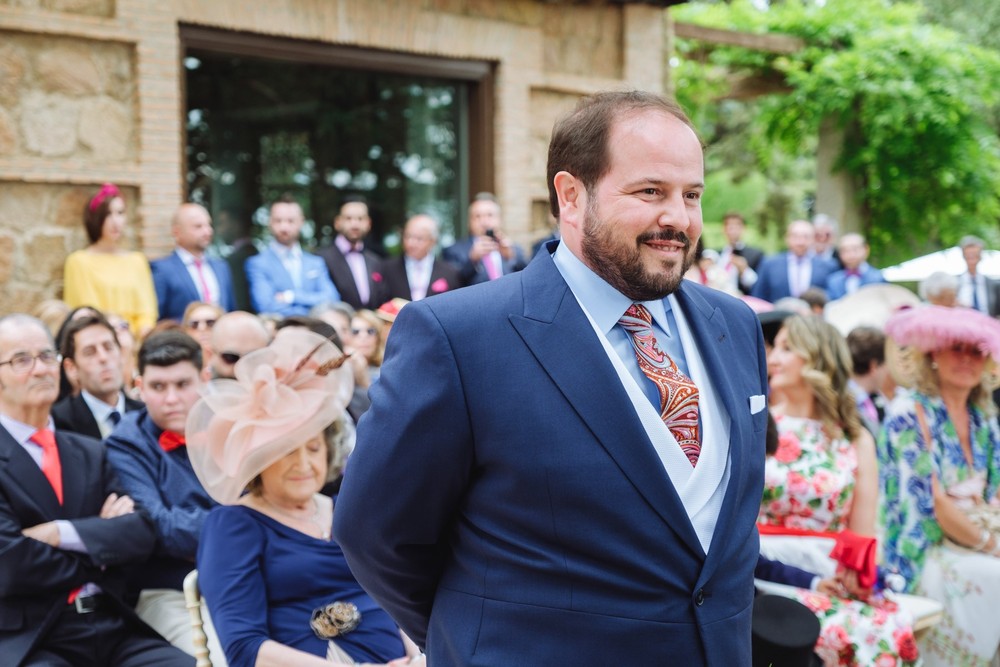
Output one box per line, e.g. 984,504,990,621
443,192,527,286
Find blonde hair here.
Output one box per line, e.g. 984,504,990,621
353,309,385,367
781,315,862,442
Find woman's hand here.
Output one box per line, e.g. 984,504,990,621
837,568,872,602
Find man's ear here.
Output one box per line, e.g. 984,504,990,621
63,358,79,387
552,171,585,230
200,366,211,383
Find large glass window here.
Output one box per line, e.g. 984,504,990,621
182,28,493,258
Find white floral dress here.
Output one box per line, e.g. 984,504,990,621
759,415,919,667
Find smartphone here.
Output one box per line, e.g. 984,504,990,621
485,229,497,239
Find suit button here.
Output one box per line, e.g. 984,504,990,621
695,589,705,606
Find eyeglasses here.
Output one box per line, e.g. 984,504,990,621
218,351,242,365
351,327,378,337
187,319,217,330
0,350,62,374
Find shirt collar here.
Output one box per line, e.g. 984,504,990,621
405,254,434,270
80,390,125,422
0,413,56,447
270,240,301,259
174,247,202,266
335,235,363,254
552,242,673,337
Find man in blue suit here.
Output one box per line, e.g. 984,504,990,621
442,192,528,286
245,195,340,316
752,220,836,303
335,91,769,665
151,204,235,321
824,233,885,301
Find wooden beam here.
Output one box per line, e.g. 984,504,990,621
673,21,804,54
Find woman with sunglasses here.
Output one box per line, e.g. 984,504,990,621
880,306,1000,666
182,301,224,369
63,184,158,337
348,310,384,389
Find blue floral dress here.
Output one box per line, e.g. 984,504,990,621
879,392,1000,666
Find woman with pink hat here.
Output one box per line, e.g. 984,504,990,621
186,328,416,666
880,305,1000,666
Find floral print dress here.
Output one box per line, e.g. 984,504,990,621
759,415,919,667
879,392,1000,667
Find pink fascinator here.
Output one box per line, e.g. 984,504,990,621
185,328,354,504
375,297,409,324
884,305,1000,359
88,183,122,213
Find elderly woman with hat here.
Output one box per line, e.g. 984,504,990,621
187,328,414,666
880,305,1000,666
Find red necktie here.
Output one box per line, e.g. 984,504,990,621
193,258,212,303
159,430,186,452
618,304,701,466
30,429,63,504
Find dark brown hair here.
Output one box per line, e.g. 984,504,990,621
546,90,698,218
83,190,122,244
59,313,119,361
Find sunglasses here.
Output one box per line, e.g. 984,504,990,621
219,351,242,365
187,319,217,330
351,327,378,337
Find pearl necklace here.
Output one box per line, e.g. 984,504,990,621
260,495,330,540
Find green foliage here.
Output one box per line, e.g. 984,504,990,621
673,0,1000,264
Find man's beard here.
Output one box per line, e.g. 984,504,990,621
580,200,695,302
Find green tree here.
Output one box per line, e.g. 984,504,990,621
673,0,1000,264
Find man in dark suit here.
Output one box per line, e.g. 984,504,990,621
150,203,235,322
335,91,768,665
442,192,528,286
752,220,836,303
958,235,1000,316
718,211,764,294
824,233,886,301
0,314,191,666
245,195,340,316
51,313,143,441
318,196,383,310
380,214,461,302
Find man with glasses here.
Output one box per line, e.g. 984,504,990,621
105,331,224,661
151,203,236,322
51,312,144,440
0,314,192,666
208,311,270,380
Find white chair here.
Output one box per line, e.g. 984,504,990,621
182,569,213,667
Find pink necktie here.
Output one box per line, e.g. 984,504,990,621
31,429,63,504
484,251,501,281
618,304,701,466
193,258,212,303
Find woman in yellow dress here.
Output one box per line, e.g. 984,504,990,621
63,183,158,336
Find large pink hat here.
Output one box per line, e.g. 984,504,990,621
884,305,1000,359
186,328,353,504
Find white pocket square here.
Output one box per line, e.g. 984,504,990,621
749,394,767,414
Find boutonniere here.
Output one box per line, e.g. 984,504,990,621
371,271,383,283
430,277,449,293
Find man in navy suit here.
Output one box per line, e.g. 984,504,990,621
335,91,769,665
151,204,235,322
318,196,384,310
752,220,835,303
379,214,461,302
0,314,191,666
245,195,340,316
825,233,886,300
51,313,143,441
442,192,527,286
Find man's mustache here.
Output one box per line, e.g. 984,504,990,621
636,230,691,250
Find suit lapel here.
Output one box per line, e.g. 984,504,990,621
509,256,704,558
673,286,753,582
171,252,202,304
328,250,362,305
71,395,102,441
0,426,63,517
56,432,88,515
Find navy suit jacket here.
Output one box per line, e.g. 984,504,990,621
245,246,340,316
824,264,886,301
0,426,158,665
51,393,144,442
442,236,528,286
335,245,769,665
150,251,235,321
751,252,835,303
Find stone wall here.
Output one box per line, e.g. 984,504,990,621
0,0,671,317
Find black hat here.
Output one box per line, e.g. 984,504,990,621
757,310,795,348
752,594,822,667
